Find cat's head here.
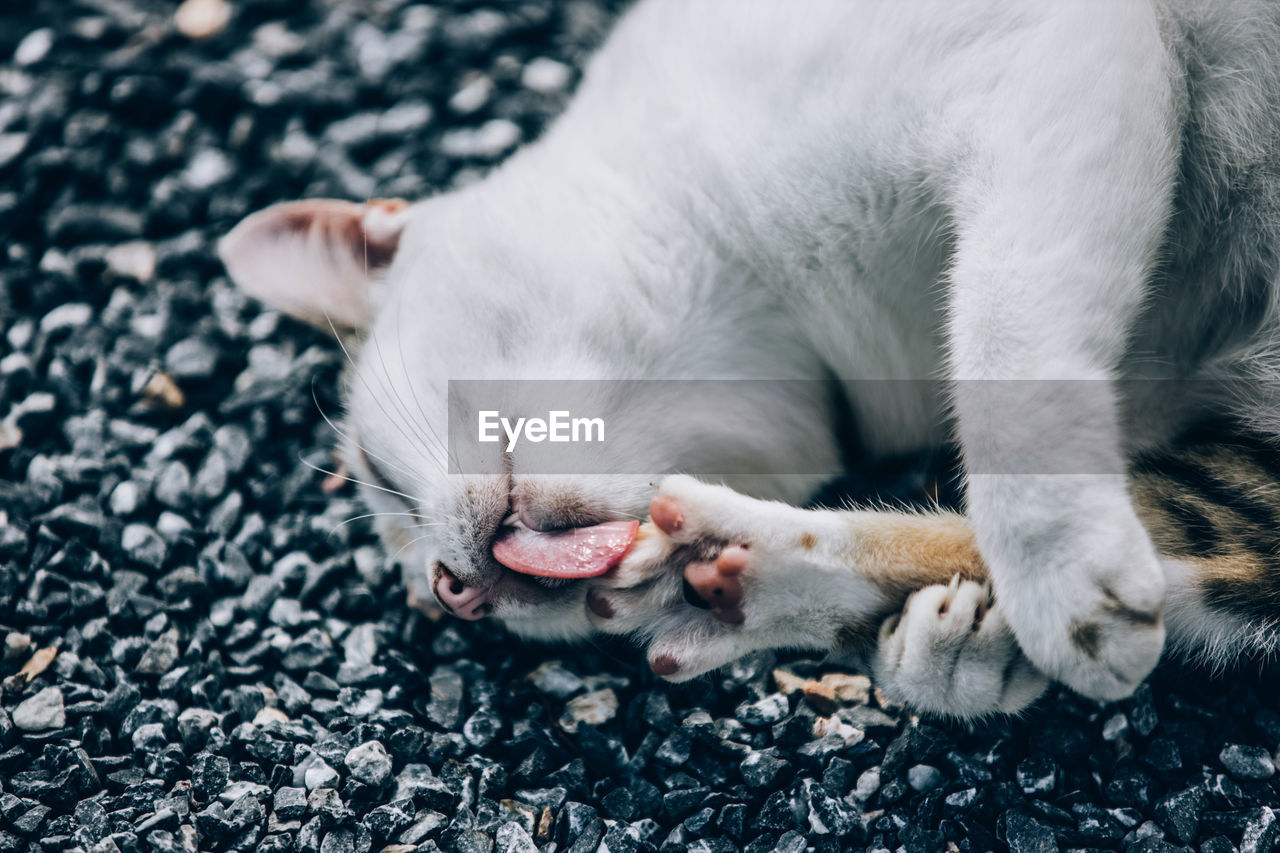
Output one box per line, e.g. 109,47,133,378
219,188,841,640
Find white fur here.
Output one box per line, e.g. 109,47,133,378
221,0,1280,708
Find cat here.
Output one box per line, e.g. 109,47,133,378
218,0,1280,716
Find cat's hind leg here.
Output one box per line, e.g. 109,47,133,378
589,475,1047,715
586,475,859,679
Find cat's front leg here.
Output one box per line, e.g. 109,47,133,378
941,7,1180,700
589,476,1047,716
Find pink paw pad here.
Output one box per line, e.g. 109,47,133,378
684,545,750,624
649,495,685,535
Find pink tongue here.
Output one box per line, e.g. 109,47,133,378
492,520,639,579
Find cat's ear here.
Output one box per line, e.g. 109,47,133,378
218,198,411,331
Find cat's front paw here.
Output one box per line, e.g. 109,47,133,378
873,577,1048,717
980,489,1167,702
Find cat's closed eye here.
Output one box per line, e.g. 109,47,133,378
351,444,404,503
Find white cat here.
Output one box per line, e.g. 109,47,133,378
219,0,1280,716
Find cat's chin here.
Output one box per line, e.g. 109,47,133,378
479,571,596,641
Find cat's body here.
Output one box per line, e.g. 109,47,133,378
219,0,1280,715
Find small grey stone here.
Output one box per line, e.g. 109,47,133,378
308,787,350,825
1154,787,1205,845
13,686,65,730
268,597,306,627
39,302,93,333
153,461,193,510
1016,756,1059,795
13,28,53,65
494,822,538,853
136,628,181,675
342,623,378,668
319,827,354,853
398,811,447,844
439,119,520,159
735,693,789,726
219,780,270,805
1242,807,1278,853
522,58,572,94
282,627,335,671
381,102,433,135
559,689,618,733
526,661,585,699
192,452,229,502
463,708,502,748
362,798,415,838
1005,811,1058,853
0,133,26,170
907,764,945,792
109,480,140,515
182,148,232,190
426,667,464,729
449,75,493,114
345,740,392,787
303,757,340,791
165,337,219,379
241,574,283,618
104,240,156,282
1221,744,1276,781
122,523,167,568
741,750,791,789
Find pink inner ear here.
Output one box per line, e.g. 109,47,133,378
278,198,406,269
218,198,410,332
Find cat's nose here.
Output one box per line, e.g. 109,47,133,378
434,564,490,620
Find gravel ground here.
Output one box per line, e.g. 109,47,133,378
4,1,1280,852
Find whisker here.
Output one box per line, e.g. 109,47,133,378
394,296,462,473
369,318,451,472
310,380,424,487
301,456,421,504
324,312,445,478
329,511,441,534
389,533,431,566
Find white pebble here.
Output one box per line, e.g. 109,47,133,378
174,0,231,40
105,241,156,283
449,75,494,115
345,740,393,786
13,686,65,731
109,480,140,515
0,352,30,376
522,57,572,94
183,149,232,190
252,22,305,59
439,119,520,159
0,134,28,169
303,759,339,790
39,303,93,333
559,688,619,733
13,29,53,66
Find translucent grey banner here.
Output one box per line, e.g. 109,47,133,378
446,379,1278,475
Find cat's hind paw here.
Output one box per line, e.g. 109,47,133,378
586,476,824,681
872,577,1049,718
683,545,751,624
